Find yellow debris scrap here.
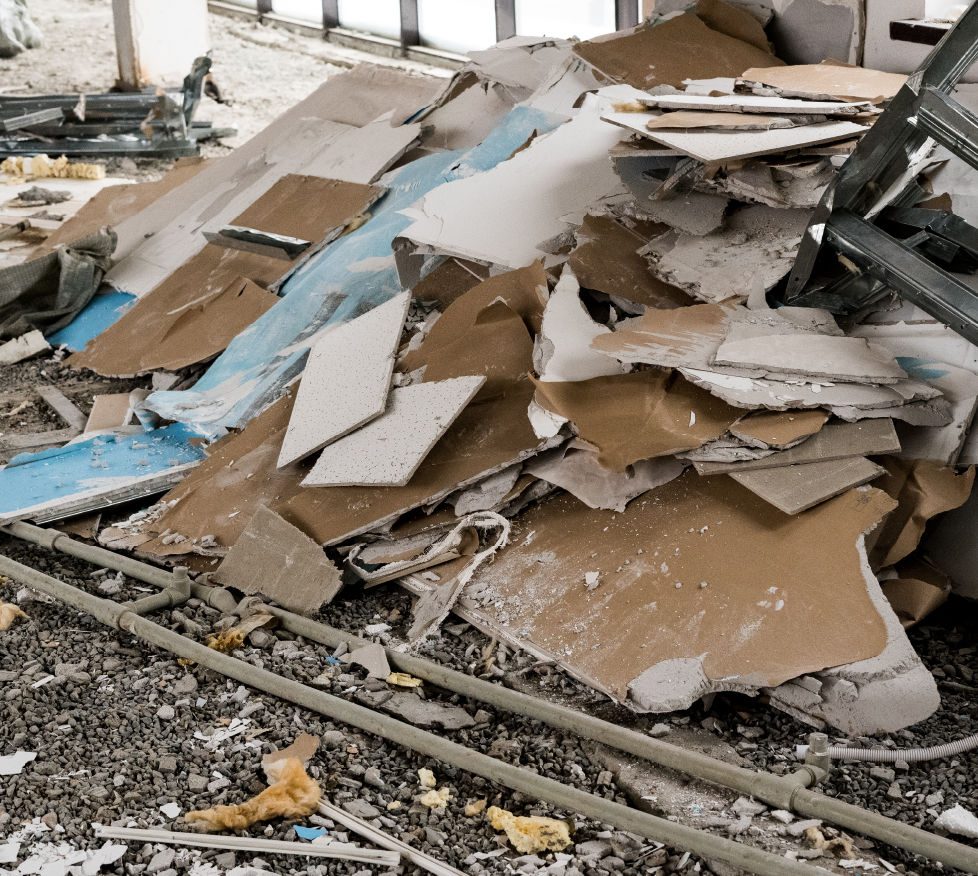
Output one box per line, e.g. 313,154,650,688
464,798,487,817
487,805,573,853
185,757,320,831
387,672,423,688
419,787,452,809
418,768,437,789
0,602,27,630
205,628,245,653
2,154,105,181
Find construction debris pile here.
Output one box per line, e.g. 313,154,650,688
2,1,978,749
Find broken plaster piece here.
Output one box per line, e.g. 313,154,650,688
643,205,812,303
486,806,572,854
0,750,36,775
0,330,49,365
214,505,343,614
277,292,410,468
348,643,391,679
536,267,625,383
301,376,486,488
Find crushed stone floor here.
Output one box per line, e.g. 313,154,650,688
2,532,977,876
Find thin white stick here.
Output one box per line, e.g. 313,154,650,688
95,825,399,867
318,800,466,876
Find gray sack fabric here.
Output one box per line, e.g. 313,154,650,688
0,0,42,58
0,227,117,340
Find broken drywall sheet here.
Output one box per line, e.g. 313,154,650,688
713,329,908,385
525,445,686,511
301,376,486,488
535,268,626,383
107,110,423,298
532,371,739,471
467,36,574,93
643,206,812,302
729,409,829,449
694,419,901,475
766,0,863,66
72,175,382,377
602,111,866,163
103,65,442,273
397,94,627,272
212,504,342,613
573,12,781,91
730,456,886,515
643,192,729,236
639,93,875,115
924,481,978,600
739,62,907,102
458,475,899,722
764,529,940,736
568,215,692,310
146,107,557,432
0,423,206,523
277,292,410,468
590,301,842,374
680,366,943,417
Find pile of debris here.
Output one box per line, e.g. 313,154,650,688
2,1,978,750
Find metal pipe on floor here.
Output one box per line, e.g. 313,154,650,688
0,551,835,876
5,522,978,874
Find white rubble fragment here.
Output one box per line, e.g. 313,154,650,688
935,804,978,839
0,750,36,775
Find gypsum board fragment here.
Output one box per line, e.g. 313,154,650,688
0,551,835,876
5,520,978,875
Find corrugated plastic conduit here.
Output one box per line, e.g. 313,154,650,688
3,520,978,875
822,735,978,763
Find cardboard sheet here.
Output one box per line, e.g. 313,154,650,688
71,176,381,377
277,292,410,468
693,419,901,475
603,111,866,163
881,559,950,629
730,456,885,514
410,258,487,308
568,215,692,310
85,393,136,433
397,95,624,271
739,63,907,102
301,377,486,488
869,457,976,569
533,371,739,471
643,206,812,302
213,504,343,613
460,474,895,710
694,0,772,51
401,262,547,378
573,12,780,91
729,409,829,449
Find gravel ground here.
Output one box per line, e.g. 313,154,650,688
2,532,977,876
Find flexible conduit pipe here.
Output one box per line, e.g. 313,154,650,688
0,552,834,876
824,736,978,763
4,522,978,874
